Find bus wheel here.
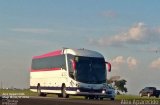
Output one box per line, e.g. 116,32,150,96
110,98,115,101
95,96,99,100
37,85,42,96
37,85,47,97
62,85,69,98
88,96,94,99
84,96,89,99
58,94,62,98
100,97,103,100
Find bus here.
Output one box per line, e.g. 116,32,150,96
30,48,115,100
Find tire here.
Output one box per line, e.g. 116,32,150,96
110,98,115,101
155,95,159,98
139,93,143,97
88,96,94,100
37,85,47,97
61,85,69,98
147,93,151,98
95,96,99,100
100,97,103,100
57,94,62,98
37,85,42,96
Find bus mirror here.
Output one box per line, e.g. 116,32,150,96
71,59,76,70
106,62,111,72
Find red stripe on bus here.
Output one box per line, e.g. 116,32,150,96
31,68,61,72
33,50,62,59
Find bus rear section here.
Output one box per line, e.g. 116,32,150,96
30,48,115,100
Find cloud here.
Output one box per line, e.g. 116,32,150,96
111,56,125,64
127,57,138,68
150,58,160,70
90,22,160,47
109,56,125,70
11,28,54,34
110,56,138,70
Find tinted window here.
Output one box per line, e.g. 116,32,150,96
75,56,106,84
32,55,66,70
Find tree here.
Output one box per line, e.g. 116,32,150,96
107,76,128,94
114,79,128,93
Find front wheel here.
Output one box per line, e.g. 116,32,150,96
37,85,47,97
61,85,69,98
110,98,115,101
100,97,103,100
88,96,95,99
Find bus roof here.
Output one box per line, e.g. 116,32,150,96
33,50,63,59
33,48,104,59
64,49,104,58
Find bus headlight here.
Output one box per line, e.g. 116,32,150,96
76,89,80,92
102,90,106,94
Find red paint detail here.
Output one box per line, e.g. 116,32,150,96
33,50,62,59
106,62,111,72
71,59,76,70
31,68,61,72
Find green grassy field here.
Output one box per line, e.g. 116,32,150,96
0,89,160,101
116,94,160,100
0,89,37,96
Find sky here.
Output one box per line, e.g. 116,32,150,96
0,0,160,95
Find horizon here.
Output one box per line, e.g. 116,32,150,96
0,0,160,95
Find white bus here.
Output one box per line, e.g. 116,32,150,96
30,48,115,100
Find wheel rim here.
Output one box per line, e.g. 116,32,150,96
62,86,67,98
139,93,142,97
37,86,41,96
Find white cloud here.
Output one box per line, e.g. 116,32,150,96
111,56,125,64
110,56,125,70
127,57,138,68
150,58,160,70
11,28,54,34
110,56,138,70
90,22,160,47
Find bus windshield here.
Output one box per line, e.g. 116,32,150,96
75,56,106,84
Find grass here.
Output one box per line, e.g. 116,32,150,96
116,94,160,101
0,89,159,101
0,89,37,96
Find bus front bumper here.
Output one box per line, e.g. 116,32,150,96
66,90,115,98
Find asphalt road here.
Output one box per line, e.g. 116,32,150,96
0,96,159,105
